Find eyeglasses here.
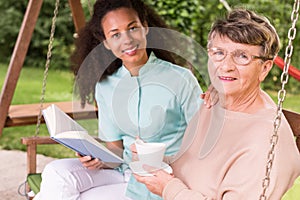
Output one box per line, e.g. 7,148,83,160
207,47,273,66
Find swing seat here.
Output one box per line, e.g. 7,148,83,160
27,173,42,195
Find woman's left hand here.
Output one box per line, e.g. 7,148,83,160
133,166,174,196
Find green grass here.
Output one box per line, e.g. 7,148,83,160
267,90,300,113
0,63,98,158
13,68,74,104
0,63,300,158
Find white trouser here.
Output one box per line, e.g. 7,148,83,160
34,158,130,200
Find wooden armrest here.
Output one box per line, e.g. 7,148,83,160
21,136,58,145
21,135,104,174
21,136,57,175
283,109,300,137
283,109,300,152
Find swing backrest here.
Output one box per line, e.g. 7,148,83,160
283,109,300,152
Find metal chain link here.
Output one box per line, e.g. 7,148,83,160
87,0,93,16
219,0,232,12
35,0,60,136
259,0,299,199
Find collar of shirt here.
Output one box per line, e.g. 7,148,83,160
119,52,158,77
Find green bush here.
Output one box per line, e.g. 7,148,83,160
0,0,76,70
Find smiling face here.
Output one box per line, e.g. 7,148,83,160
208,34,273,100
102,7,149,70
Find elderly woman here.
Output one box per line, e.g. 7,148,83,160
134,8,300,200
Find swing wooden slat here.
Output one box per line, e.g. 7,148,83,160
5,101,98,127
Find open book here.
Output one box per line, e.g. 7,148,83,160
42,104,124,163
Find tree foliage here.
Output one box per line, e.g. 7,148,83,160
144,0,300,93
0,0,76,69
0,0,299,92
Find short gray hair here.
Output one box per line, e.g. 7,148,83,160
208,8,280,59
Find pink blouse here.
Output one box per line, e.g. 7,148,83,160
163,91,300,200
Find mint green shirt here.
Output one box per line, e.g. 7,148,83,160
95,53,203,200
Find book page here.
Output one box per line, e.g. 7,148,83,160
42,104,124,163
42,104,87,137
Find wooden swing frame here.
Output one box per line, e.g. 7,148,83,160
0,0,97,197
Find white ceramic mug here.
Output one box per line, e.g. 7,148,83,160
135,139,166,168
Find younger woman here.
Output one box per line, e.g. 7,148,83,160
35,0,204,199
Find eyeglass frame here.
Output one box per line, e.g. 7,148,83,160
207,47,273,66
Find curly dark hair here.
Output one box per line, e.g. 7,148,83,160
71,0,177,106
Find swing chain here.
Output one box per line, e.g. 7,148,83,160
35,0,60,136
219,0,232,12
259,0,300,199
87,0,94,16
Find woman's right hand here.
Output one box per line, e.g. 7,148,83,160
76,152,105,170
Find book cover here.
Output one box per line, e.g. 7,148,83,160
42,104,124,163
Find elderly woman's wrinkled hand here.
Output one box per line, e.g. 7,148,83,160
133,165,175,197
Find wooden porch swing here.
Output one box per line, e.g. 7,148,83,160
0,0,97,198
0,0,299,199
